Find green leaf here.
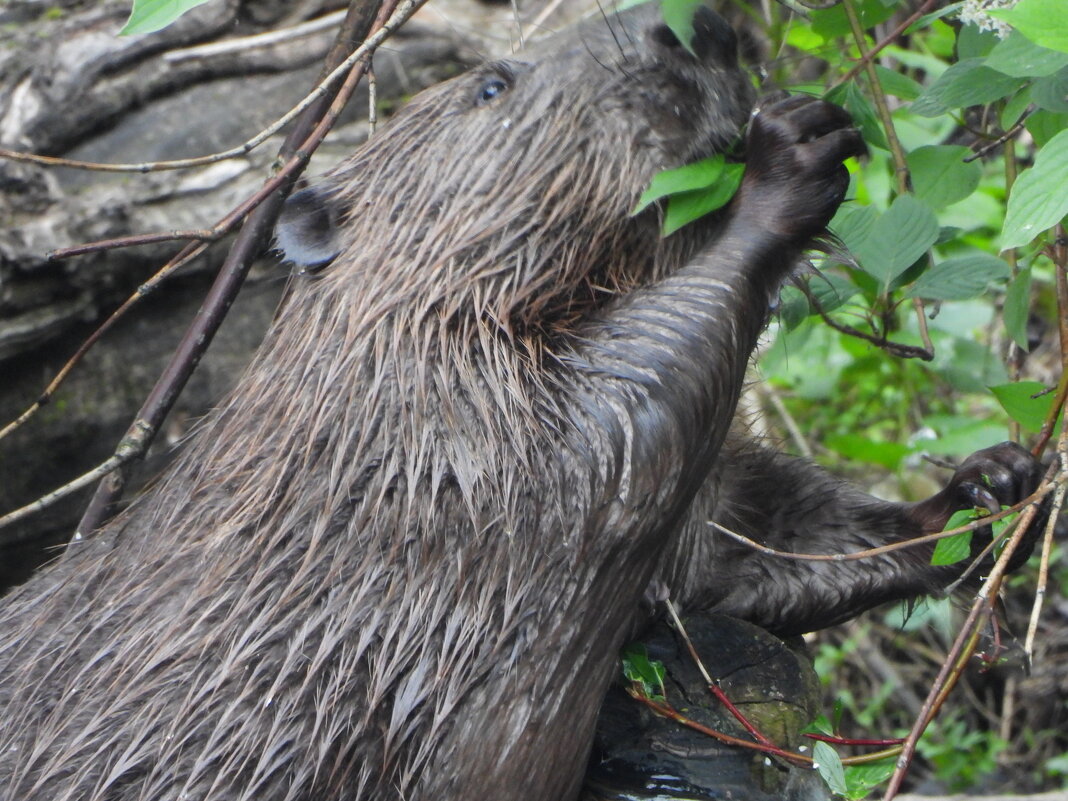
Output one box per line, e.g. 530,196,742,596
661,0,704,56
1003,267,1032,350
811,0,895,40
990,380,1061,433
911,58,1027,117
1032,66,1068,113
621,644,666,701
1001,87,1034,130
661,164,744,236
957,20,1000,59
830,204,879,255
1002,128,1068,248
907,3,964,35
814,741,848,795
841,83,889,150
854,195,939,289
808,272,859,313
989,0,1068,55
634,155,727,215
873,64,923,100
986,31,1068,77
991,511,1020,559
1026,110,1068,147
906,145,981,209
906,253,1010,300
932,509,979,566
120,0,215,35
802,714,835,737
844,758,898,800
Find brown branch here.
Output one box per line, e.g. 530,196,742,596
882,496,1046,799
49,231,215,261
627,693,812,766
964,106,1037,163
799,280,934,360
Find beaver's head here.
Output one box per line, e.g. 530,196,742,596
277,2,755,340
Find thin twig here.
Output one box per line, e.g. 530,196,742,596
163,10,346,62
0,243,208,444
49,231,214,261
964,106,1036,163
708,480,1057,563
802,282,933,360
882,499,1044,799
758,380,814,458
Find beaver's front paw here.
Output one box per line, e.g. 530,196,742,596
738,95,866,245
911,442,1048,570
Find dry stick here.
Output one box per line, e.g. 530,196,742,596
50,231,214,260
0,243,207,445
0,3,413,175
964,106,1037,163
73,0,410,540
708,480,1057,563
0,0,427,447
842,0,934,363
882,498,1044,800
1023,478,1067,659
163,10,347,62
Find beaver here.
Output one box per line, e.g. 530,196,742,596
0,2,1043,800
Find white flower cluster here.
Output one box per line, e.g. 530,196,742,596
959,0,1017,38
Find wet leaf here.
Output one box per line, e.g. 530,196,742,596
906,253,1010,300
907,145,981,209
814,741,847,795
912,59,1026,116
931,509,979,566
990,380,1061,433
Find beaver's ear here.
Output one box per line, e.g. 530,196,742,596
275,185,343,270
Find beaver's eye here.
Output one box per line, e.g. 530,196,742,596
477,78,509,106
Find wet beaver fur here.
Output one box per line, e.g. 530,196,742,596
0,3,1044,800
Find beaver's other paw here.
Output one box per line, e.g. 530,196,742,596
738,95,866,245
911,442,1048,570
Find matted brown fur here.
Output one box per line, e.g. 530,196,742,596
0,3,1042,801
